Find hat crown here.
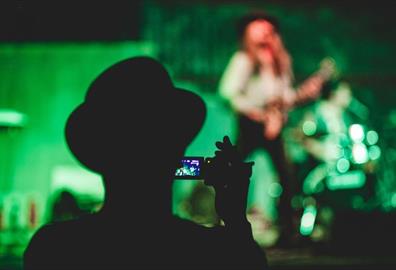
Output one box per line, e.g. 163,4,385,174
85,57,173,108
65,56,206,173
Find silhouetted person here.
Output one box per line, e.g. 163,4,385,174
24,57,268,269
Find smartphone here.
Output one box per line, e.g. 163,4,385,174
174,156,205,179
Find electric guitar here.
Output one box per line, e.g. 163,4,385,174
262,57,337,140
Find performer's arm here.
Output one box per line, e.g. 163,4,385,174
219,52,259,116
294,75,325,105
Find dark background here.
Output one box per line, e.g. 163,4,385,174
4,0,395,119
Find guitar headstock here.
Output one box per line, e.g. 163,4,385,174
318,57,338,81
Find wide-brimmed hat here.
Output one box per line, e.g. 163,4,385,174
65,56,206,173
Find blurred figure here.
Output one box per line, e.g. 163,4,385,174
219,11,335,246
24,57,267,269
296,79,353,167
288,78,375,246
293,78,377,192
289,79,353,226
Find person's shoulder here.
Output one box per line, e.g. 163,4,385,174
230,50,250,62
24,215,97,269
25,218,81,252
23,221,64,268
26,215,96,249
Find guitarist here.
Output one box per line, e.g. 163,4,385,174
218,11,335,247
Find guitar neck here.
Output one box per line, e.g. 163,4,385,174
316,57,336,82
295,58,336,103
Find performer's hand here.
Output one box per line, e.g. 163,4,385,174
298,76,324,101
204,136,254,226
246,109,265,122
262,107,284,140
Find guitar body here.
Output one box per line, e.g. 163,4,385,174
261,98,288,140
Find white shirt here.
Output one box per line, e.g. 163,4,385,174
219,51,296,114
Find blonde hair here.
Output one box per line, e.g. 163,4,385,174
271,32,293,79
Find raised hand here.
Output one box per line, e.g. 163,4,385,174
204,136,254,226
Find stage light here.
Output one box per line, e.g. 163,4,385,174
391,193,396,208
336,158,350,173
352,143,369,164
302,120,317,136
299,205,317,236
366,130,379,145
268,182,283,198
0,109,28,128
349,124,365,143
303,164,327,194
368,145,381,160
326,170,366,190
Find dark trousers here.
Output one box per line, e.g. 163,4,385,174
237,114,296,238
